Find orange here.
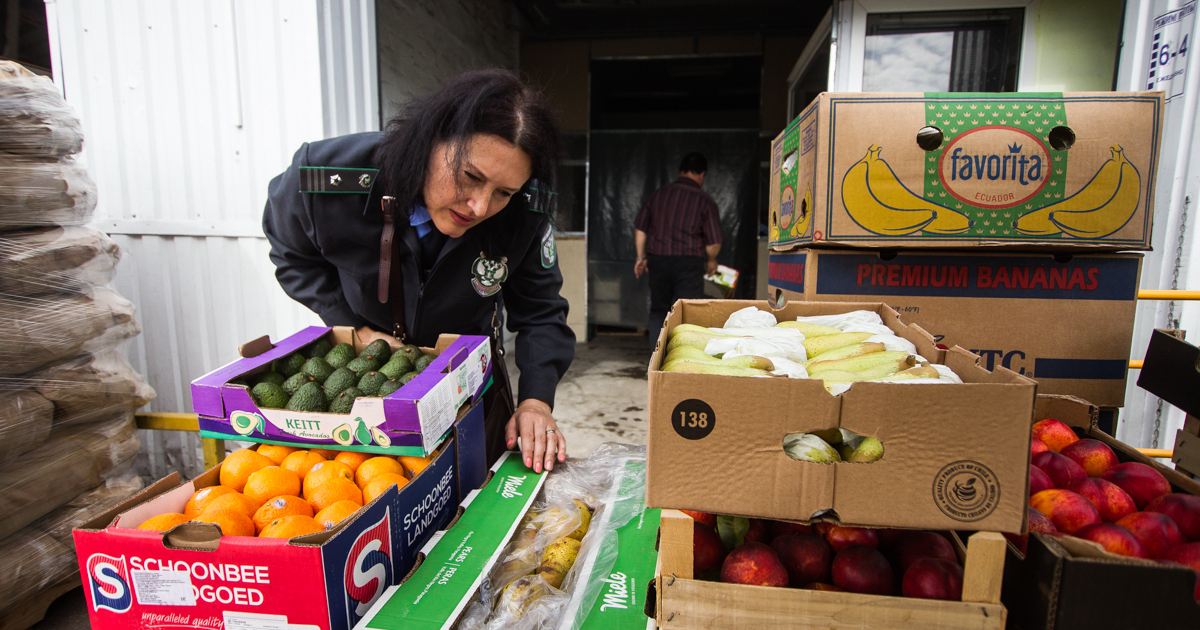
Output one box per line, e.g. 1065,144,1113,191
220,449,274,492
303,460,355,498
306,477,363,512
260,514,324,539
362,473,407,504
398,455,433,478
194,509,255,537
252,495,314,533
311,448,339,459
281,450,327,480
355,457,405,489
137,513,190,531
199,492,258,518
184,485,236,518
243,466,302,506
314,500,362,530
257,444,299,465
334,451,372,472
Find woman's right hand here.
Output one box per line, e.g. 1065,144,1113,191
356,326,398,345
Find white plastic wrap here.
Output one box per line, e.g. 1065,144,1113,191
721,306,777,328
0,226,121,297
0,288,142,378
0,74,85,158
0,155,97,231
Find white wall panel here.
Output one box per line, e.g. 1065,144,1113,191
45,0,378,477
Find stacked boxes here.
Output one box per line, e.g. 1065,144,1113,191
768,91,1163,407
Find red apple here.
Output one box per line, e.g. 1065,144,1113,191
771,534,833,586
1116,512,1186,560
1033,451,1088,490
1162,542,1200,600
693,522,727,574
1074,523,1149,558
1060,439,1119,478
681,510,717,528
901,557,964,601
744,518,770,544
803,582,844,591
891,531,957,575
721,542,789,587
1067,478,1138,523
831,546,894,596
1031,438,1049,457
1032,418,1079,453
770,520,813,541
825,526,879,554
1029,506,1059,536
1146,493,1200,542
1102,462,1171,509
1030,465,1055,497
1031,489,1101,535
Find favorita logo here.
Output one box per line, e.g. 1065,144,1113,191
87,553,133,613
344,509,393,627
939,127,1050,209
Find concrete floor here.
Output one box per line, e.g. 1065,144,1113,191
30,333,651,629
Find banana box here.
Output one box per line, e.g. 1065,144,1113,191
768,248,1142,407
769,92,1163,250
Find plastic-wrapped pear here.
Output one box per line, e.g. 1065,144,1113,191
783,433,842,463
802,332,873,358
848,436,884,462
806,350,913,375
775,320,840,337
536,537,581,588
802,342,886,368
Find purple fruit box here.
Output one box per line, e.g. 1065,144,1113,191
190,326,492,456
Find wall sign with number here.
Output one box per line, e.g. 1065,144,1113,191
1148,0,1195,101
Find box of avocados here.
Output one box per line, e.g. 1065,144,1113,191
769,92,1163,250
191,326,492,456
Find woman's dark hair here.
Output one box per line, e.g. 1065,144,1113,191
374,69,561,255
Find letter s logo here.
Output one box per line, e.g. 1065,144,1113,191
344,508,392,627
87,553,133,613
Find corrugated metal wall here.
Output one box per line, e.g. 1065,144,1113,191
44,0,378,478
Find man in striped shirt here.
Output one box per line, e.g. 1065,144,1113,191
634,152,723,347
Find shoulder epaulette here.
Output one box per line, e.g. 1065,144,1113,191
299,166,378,193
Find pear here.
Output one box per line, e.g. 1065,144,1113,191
666,330,731,354
806,351,914,375
775,321,841,337
802,342,886,368
848,436,884,462
662,361,771,377
664,345,717,364
871,365,940,382
802,332,873,359
783,433,842,463
661,355,773,372
808,427,843,445
670,323,729,338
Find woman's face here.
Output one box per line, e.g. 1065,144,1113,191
423,133,532,238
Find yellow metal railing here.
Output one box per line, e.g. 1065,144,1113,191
135,412,224,469
1127,290,1198,369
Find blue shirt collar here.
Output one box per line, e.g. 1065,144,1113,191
410,204,433,238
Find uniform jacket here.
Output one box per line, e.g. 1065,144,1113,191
262,132,574,407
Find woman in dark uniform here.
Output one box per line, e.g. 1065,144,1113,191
262,69,574,473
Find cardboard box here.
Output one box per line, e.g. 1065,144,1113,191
1001,395,1200,629
192,326,492,455
768,248,1142,406
1135,329,1200,475
769,92,1163,250
358,455,661,630
646,299,1037,534
74,403,488,630
650,509,1008,629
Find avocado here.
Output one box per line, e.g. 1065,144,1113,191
378,378,402,397
369,426,391,448
325,343,356,369
345,356,380,375
354,420,372,445
302,357,335,384
251,382,288,409
331,423,354,445
360,339,393,363
329,387,362,414
286,382,327,412
282,372,316,396
398,371,419,385
305,337,333,359
253,371,287,387
380,355,412,379
357,371,388,396
276,352,307,377
400,344,423,363
323,367,357,401
414,354,435,373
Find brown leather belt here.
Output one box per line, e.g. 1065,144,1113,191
377,196,406,341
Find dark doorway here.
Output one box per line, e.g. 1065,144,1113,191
588,56,762,331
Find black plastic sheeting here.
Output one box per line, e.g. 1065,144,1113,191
587,130,760,328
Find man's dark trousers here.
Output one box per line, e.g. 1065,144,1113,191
647,253,705,349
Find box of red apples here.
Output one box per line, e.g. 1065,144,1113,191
1002,394,1200,629
649,508,1008,630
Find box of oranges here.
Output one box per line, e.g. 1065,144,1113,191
72,402,486,630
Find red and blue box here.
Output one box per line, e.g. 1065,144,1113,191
191,326,492,456
73,402,488,630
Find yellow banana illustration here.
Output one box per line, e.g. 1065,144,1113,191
842,145,973,236
1013,145,1131,236
1050,146,1141,238
792,187,813,236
